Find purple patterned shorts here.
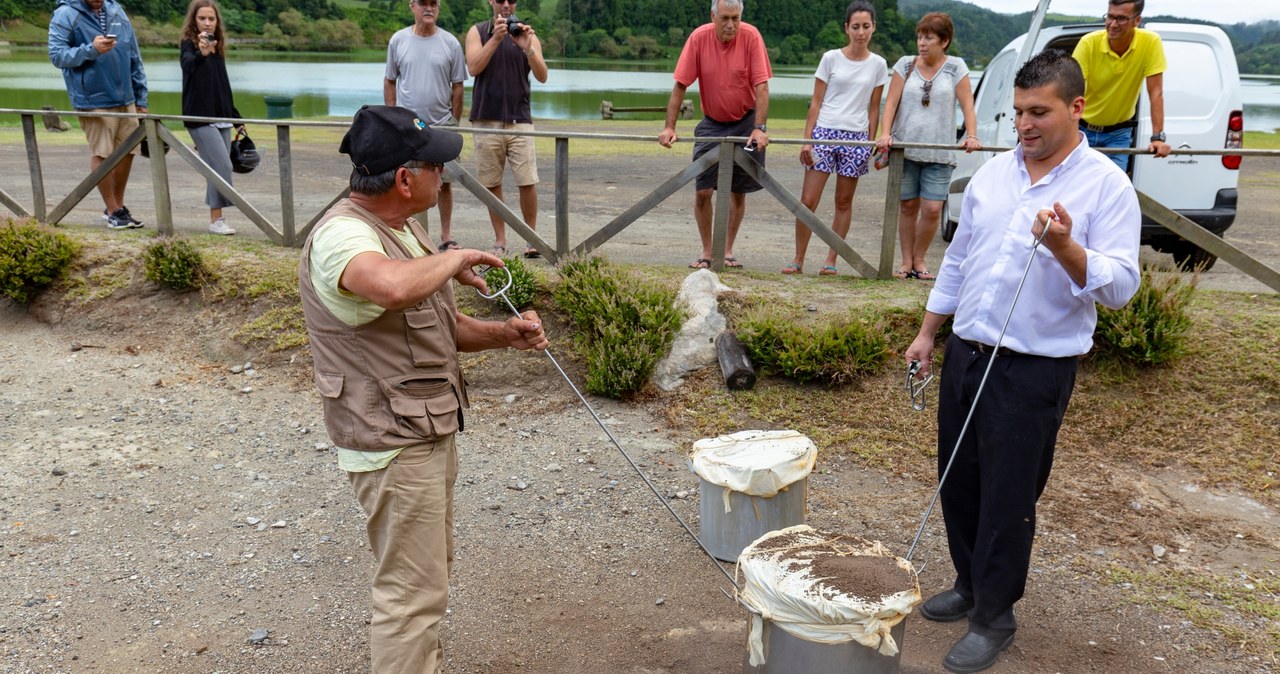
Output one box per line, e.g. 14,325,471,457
809,126,871,178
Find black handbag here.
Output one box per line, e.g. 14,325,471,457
229,127,260,173
139,137,169,158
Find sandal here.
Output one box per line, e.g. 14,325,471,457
894,269,914,280
781,263,803,275
818,265,838,276
689,258,711,269
723,256,743,269
439,240,460,251
913,269,936,281
523,245,541,259
492,244,507,257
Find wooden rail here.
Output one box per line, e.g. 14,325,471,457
2,107,1277,291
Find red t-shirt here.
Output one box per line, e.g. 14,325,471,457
673,22,772,123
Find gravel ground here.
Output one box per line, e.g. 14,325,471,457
2,275,1277,673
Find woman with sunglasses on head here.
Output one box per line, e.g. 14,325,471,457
875,12,979,280
783,0,888,277
179,0,243,235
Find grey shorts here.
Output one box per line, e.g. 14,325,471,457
692,113,765,193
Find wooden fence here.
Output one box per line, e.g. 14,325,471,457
2,107,1277,292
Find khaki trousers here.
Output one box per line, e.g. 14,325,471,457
348,435,457,674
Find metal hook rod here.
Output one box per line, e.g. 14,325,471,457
906,219,1052,562
476,266,740,588
907,360,934,412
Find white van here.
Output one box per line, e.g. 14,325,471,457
945,22,1243,270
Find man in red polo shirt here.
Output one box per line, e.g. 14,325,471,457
658,0,772,270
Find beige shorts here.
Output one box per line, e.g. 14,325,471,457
472,120,538,188
78,104,140,159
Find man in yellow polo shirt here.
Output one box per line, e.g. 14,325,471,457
1071,0,1171,172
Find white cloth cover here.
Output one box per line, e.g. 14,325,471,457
737,525,921,666
689,430,816,513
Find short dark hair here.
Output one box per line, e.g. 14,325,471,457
1015,49,1085,104
845,1,875,26
1110,0,1143,16
349,160,428,196
916,12,954,51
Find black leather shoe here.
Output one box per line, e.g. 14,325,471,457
920,589,974,622
943,629,1016,673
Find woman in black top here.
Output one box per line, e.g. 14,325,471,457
180,0,241,235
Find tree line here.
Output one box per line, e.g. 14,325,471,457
3,0,1275,72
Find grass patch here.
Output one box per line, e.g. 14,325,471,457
1097,562,1280,658
1244,130,1280,150
236,304,309,351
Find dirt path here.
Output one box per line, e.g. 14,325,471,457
2,275,1277,672
2,128,1277,293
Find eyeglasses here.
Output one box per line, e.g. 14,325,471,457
921,79,933,107
1103,13,1135,25
497,0,517,5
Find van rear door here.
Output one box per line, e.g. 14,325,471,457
1130,24,1241,211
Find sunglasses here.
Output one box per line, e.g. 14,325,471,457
921,79,933,107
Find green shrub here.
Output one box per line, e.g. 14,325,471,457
1093,265,1196,366
552,256,683,398
143,237,204,291
0,221,80,303
483,254,540,310
737,308,893,385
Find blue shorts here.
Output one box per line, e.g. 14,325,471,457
900,159,953,202
808,127,871,178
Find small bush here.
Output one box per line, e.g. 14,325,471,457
552,256,683,398
0,221,80,303
143,237,204,291
737,308,893,385
1093,265,1196,366
484,255,540,310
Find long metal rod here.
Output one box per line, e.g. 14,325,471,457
906,220,1051,562
476,268,739,588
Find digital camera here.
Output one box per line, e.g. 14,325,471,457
505,16,525,37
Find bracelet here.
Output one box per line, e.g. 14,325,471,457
523,48,534,56
966,134,979,140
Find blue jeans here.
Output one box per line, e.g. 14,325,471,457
1082,126,1133,173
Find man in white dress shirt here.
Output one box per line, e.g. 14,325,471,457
904,49,1141,674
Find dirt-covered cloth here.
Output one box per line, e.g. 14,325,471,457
736,525,921,666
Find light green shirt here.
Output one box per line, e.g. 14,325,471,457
307,215,431,472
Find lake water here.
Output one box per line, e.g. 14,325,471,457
3,48,1279,131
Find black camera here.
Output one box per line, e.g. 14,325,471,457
505,16,525,37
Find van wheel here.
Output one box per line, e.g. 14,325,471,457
942,197,957,243
1169,243,1218,272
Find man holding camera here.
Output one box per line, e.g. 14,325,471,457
465,0,548,259
385,0,468,250
48,0,149,230
658,0,771,270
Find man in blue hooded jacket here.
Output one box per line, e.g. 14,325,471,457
49,0,149,230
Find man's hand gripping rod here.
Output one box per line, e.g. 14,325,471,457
475,266,740,588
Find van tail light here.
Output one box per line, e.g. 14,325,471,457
1223,110,1243,170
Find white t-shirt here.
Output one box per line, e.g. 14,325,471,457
385,27,467,125
813,49,889,133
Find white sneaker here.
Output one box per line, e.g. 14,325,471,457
208,217,236,236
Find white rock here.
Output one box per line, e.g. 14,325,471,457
1152,544,1167,559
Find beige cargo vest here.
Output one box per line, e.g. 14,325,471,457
298,199,468,451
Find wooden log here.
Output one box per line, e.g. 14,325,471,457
715,331,757,391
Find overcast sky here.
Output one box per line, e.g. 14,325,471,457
962,0,1276,25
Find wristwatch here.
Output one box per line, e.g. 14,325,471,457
753,124,767,132
1150,131,1167,143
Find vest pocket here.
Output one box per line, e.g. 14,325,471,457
382,375,460,440
404,306,449,367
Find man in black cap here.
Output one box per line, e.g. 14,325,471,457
298,104,548,674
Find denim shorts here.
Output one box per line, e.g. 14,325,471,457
900,159,953,202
